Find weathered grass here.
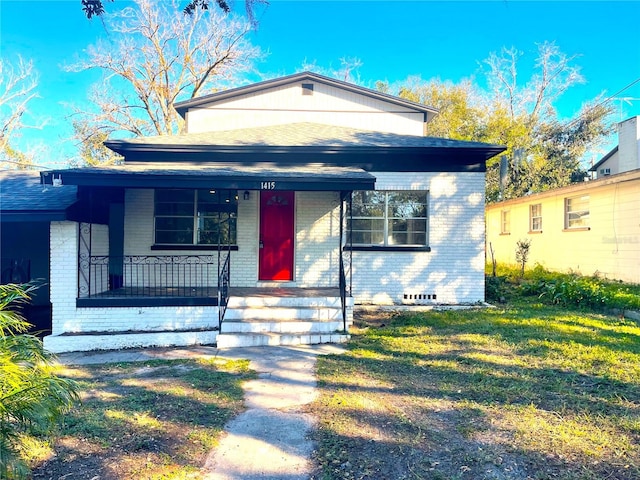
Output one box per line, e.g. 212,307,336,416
29,358,254,479
309,302,640,480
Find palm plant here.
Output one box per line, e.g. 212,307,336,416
0,283,78,479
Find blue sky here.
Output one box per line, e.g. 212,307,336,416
1,0,639,167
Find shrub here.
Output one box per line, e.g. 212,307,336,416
0,284,79,479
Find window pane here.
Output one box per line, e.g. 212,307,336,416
155,203,194,216
566,196,589,228
351,191,385,217
155,230,192,245
389,219,426,245
156,217,193,231
390,231,426,246
155,189,193,202
388,192,427,218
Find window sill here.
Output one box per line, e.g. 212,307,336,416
499,232,511,236
344,245,431,252
528,230,543,234
563,227,590,232
151,245,238,251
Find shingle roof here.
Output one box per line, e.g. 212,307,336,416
0,170,77,220
106,122,502,150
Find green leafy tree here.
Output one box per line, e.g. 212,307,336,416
0,284,78,479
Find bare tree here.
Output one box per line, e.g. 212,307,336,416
69,0,261,164
0,57,45,169
484,42,585,124
388,42,613,202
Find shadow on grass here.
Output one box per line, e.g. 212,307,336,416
32,360,253,480
310,305,640,480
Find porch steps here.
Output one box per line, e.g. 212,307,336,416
217,294,351,348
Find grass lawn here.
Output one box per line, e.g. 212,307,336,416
309,302,640,480
29,357,255,479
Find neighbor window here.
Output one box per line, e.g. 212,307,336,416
565,195,589,229
348,191,428,246
500,210,510,234
530,204,542,232
154,189,237,245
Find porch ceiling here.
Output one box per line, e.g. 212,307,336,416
40,161,376,191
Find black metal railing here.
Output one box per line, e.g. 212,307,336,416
78,255,218,298
338,191,353,332
217,252,231,329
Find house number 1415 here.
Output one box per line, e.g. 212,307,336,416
261,181,276,190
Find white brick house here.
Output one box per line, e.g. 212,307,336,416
41,72,504,352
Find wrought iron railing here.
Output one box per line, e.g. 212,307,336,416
217,252,231,330
338,191,353,332
78,255,218,298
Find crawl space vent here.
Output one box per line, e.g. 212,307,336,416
403,293,437,304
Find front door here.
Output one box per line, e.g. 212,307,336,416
259,191,295,281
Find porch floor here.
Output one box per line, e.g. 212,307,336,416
77,286,341,308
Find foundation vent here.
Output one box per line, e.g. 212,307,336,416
403,293,437,304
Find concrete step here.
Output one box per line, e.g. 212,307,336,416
223,305,343,321
226,295,343,308
221,319,344,334
216,332,350,348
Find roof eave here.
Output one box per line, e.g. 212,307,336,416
105,141,505,159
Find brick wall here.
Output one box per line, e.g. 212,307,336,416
351,172,486,304
295,191,341,286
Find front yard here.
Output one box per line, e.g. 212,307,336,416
308,303,640,480
26,301,639,479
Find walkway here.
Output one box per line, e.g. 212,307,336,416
56,344,346,479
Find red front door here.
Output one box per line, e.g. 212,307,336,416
259,191,295,281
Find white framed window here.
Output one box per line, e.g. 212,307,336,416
530,204,542,232
565,195,589,229
500,210,510,234
348,191,428,247
154,189,237,245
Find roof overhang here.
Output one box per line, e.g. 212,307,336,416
101,144,504,173
41,162,376,191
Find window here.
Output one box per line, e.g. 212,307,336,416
348,191,428,247
500,210,510,234
565,195,589,229
530,204,542,232
154,189,237,245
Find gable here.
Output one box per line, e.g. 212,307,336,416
177,72,437,136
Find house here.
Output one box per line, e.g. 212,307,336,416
589,116,640,178
0,171,78,331
39,72,505,353
486,116,640,284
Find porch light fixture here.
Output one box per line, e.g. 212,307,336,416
243,191,250,200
